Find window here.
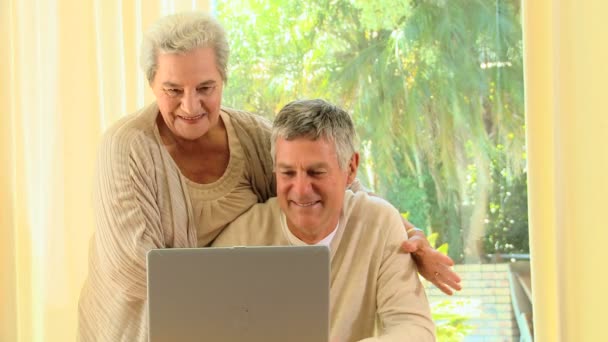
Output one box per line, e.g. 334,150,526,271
217,1,528,340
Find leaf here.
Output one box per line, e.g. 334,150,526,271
427,232,438,249
437,243,449,256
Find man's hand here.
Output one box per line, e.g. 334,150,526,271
402,228,462,296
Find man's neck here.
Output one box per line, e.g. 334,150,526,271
288,219,339,245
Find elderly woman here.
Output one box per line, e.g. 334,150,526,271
78,11,460,341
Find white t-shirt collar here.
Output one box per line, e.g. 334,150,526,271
313,221,339,246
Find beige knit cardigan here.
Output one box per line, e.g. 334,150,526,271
77,103,275,341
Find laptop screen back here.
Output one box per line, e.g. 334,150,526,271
147,245,330,342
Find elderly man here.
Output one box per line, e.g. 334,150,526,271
213,99,435,341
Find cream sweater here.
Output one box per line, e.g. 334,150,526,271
213,191,436,342
77,103,275,341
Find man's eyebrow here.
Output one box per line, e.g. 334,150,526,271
198,80,217,86
276,162,328,169
307,162,329,169
161,80,217,87
276,162,293,169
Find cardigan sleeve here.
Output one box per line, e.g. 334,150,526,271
224,107,276,201
359,209,436,342
91,125,166,301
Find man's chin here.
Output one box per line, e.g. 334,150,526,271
286,217,320,232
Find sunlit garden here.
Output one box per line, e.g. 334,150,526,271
217,1,528,340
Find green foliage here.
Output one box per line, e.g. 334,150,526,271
217,0,527,262
436,239,449,255
422,232,474,341
351,0,413,30
426,232,449,256
432,300,477,342
483,170,529,254
390,175,431,229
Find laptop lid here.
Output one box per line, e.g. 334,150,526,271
147,245,330,342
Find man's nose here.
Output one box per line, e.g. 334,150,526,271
293,174,313,196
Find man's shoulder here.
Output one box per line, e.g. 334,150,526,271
239,198,281,221
345,191,401,218
214,198,282,246
341,191,404,242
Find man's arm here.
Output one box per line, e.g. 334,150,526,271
212,200,283,247
351,179,461,295
359,213,437,341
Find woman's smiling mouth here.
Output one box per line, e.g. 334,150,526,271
177,113,206,121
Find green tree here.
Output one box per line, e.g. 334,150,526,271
218,0,527,262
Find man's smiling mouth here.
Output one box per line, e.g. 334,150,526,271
291,201,320,207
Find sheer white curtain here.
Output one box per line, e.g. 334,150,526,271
524,0,608,341
0,0,210,340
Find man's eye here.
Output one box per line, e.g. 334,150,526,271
309,171,326,176
281,171,295,177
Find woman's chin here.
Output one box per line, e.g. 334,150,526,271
176,122,210,140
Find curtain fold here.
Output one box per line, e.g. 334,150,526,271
0,1,209,340
522,1,559,341
524,0,608,341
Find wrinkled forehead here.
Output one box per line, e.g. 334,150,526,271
275,136,340,166
153,48,222,83
279,132,335,145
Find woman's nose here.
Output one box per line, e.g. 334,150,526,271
180,92,203,114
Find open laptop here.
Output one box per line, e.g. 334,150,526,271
147,245,330,342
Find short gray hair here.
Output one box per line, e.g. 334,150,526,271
271,99,357,169
140,11,229,84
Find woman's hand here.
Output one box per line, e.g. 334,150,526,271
401,222,462,295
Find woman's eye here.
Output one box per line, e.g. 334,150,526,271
164,88,182,97
198,86,216,95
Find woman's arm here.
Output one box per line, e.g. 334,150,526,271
402,221,462,295
79,125,169,342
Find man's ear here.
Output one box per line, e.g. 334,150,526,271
346,152,360,185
